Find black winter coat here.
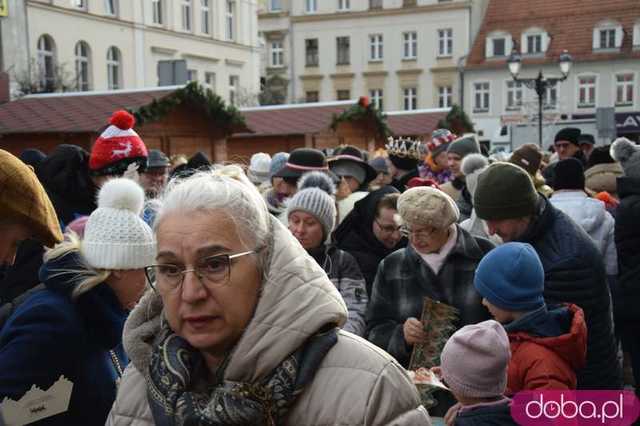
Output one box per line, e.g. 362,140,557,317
613,177,640,327
390,168,419,192
333,186,407,295
516,196,622,389
454,400,517,426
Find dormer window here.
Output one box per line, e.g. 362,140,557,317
486,31,512,58
634,20,640,48
521,28,549,55
593,20,623,51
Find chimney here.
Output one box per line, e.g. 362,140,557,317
0,72,9,104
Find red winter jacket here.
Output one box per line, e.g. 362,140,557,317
506,304,587,395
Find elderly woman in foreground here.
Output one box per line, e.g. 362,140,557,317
107,165,430,426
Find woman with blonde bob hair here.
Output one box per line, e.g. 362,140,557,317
0,178,154,425
107,165,431,426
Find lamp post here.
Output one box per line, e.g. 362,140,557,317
507,49,573,148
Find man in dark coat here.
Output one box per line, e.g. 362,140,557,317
474,162,623,390
543,127,588,188
333,186,406,295
610,137,640,394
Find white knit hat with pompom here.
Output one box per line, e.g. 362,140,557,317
81,178,155,270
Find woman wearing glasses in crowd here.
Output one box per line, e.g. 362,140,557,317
0,178,154,425
366,186,494,415
107,166,431,426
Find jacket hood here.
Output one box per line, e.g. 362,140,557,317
508,304,587,371
123,217,348,382
37,144,96,204
585,163,623,194
39,249,128,350
550,191,607,233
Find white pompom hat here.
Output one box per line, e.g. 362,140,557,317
81,178,155,270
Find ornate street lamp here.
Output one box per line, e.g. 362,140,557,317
507,49,573,147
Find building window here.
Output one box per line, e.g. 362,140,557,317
634,22,640,47
403,87,417,110
438,86,452,108
269,0,281,11
229,75,239,105
600,29,616,49
205,72,216,91
201,0,210,34
438,29,453,57
369,34,383,61
152,0,163,24
338,0,350,11
73,0,87,10
370,89,383,110
226,1,235,41
270,41,284,67
616,73,634,106
542,85,557,110
527,34,542,54
370,0,382,8
306,91,319,103
473,82,490,112
403,31,417,59
106,46,121,90
37,35,56,91
506,81,523,110
187,69,198,82
105,0,117,15
492,38,506,56
74,41,91,91
305,39,319,66
181,0,192,31
337,90,350,100
578,76,596,108
593,21,622,50
306,0,317,13
336,36,350,65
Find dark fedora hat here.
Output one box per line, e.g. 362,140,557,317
273,148,328,179
328,145,377,185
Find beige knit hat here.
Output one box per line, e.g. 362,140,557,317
397,186,459,229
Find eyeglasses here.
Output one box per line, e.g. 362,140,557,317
145,250,256,292
375,220,401,235
400,225,437,239
554,142,571,150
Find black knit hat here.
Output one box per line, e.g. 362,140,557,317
273,148,328,179
586,145,615,169
554,128,581,146
578,134,595,146
552,158,585,191
475,163,538,220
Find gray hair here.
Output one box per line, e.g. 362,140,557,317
154,165,272,269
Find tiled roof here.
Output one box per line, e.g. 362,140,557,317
467,0,640,70
0,87,178,134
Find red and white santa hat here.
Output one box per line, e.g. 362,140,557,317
89,110,148,176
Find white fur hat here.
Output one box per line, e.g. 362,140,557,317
461,153,490,198
248,152,272,185
81,178,155,270
611,137,640,179
398,186,460,229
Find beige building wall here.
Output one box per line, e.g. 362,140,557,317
20,0,260,104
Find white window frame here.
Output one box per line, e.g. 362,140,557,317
403,87,417,111
338,0,350,11
577,74,597,109
181,0,192,32
104,0,117,15
205,72,216,91
226,1,235,41
305,0,317,13
615,72,635,107
269,0,282,12
37,35,56,90
336,36,350,65
542,85,557,110
106,46,121,90
593,20,623,51
437,28,453,57
270,41,284,67
74,41,91,92
370,89,383,110
402,31,417,60
369,34,383,62
485,31,512,58
634,21,640,48
438,86,452,108
305,38,319,67
201,0,210,34
229,75,239,105
521,28,549,55
152,0,163,24
473,81,490,113
505,80,523,111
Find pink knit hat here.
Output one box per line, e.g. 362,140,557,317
440,320,511,398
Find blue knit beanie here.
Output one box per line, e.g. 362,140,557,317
269,152,289,180
474,242,545,312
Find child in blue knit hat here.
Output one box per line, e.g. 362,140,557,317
474,242,588,394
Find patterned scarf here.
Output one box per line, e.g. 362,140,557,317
146,322,338,426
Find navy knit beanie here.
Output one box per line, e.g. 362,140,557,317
474,242,545,312
552,158,585,191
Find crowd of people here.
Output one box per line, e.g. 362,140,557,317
0,108,638,425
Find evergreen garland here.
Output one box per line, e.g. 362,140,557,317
436,104,475,135
131,82,245,135
330,96,391,138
